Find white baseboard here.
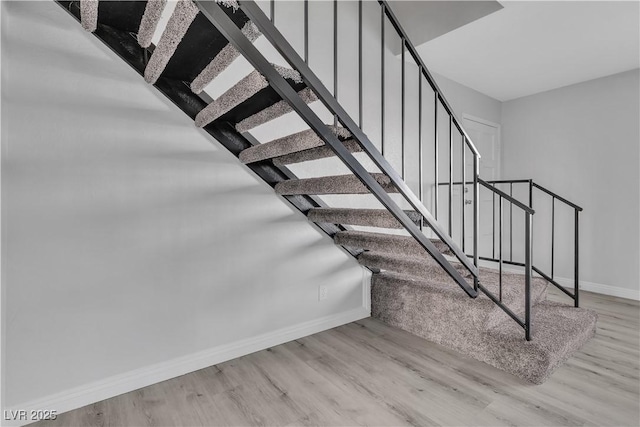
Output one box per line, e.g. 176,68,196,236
2,307,370,427
554,276,640,301
475,260,639,301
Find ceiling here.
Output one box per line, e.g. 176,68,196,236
388,1,503,51
411,0,640,101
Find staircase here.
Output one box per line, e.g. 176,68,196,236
59,0,597,384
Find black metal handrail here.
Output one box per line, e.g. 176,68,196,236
440,178,582,309
258,0,487,282
478,179,534,340
195,0,480,297
379,0,480,158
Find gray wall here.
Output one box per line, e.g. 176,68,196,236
501,69,640,298
432,72,502,126
1,0,367,411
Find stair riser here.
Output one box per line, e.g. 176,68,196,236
275,174,397,196
239,126,351,164
369,269,547,329
236,88,318,133
308,209,420,229
273,139,363,166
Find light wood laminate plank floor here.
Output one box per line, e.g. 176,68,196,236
31,289,639,426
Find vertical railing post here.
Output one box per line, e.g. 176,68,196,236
492,183,496,259
473,154,479,291
448,116,453,236
401,39,405,178
499,196,503,302
434,92,439,220
574,209,580,308
304,0,308,63
418,69,423,230
551,196,555,279
270,0,274,23
461,138,466,252
333,0,337,127
525,212,533,341
358,0,362,128
380,3,385,156
510,182,513,262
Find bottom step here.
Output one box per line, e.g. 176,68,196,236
372,274,597,384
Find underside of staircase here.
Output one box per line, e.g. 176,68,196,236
59,0,597,385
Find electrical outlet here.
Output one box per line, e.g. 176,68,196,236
318,285,329,301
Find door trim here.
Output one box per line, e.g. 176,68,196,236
462,114,501,180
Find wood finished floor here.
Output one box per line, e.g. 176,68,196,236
31,289,639,427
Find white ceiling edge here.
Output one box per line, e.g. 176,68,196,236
415,1,640,102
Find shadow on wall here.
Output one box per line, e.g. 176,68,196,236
2,0,366,409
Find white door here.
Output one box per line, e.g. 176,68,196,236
461,116,500,255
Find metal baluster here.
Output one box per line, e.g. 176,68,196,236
448,115,453,236
401,38,405,179
510,182,513,262
525,213,533,341
380,4,385,156
434,92,438,219
529,179,533,208
270,0,274,23
551,196,555,279
333,0,337,127
492,183,496,259
358,0,362,127
499,195,503,302
418,68,423,230
574,209,580,308
304,0,308,63
473,154,479,291
462,138,466,253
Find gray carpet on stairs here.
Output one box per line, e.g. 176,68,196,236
358,251,470,280
235,88,318,133
137,0,167,48
275,173,397,195
195,65,302,128
190,21,262,94
336,230,452,257
144,0,200,84
371,271,597,384
80,0,98,32
371,268,549,328
239,125,351,164
272,138,363,166
308,208,421,229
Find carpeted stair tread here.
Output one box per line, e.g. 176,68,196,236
138,0,168,48
272,138,363,166
239,125,352,164
143,0,242,85
307,208,421,229
190,21,262,94
236,88,318,133
275,173,397,195
80,0,98,32
143,0,201,84
195,65,303,128
335,230,452,256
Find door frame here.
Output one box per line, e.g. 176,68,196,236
462,114,502,181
